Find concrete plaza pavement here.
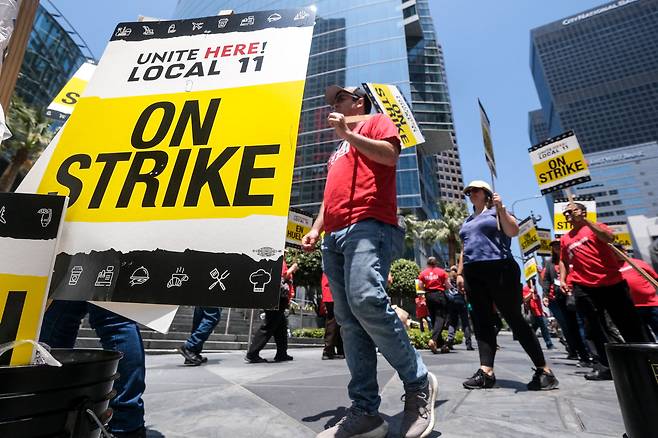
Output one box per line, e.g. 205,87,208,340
142,332,625,438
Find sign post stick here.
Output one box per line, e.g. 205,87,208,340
490,170,501,231
247,309,255,351
224,308,231,335
565,189,657,288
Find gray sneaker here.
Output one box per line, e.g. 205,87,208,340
316,409,388,438
400,372,438,438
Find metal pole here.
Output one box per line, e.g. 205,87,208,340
299,301,304,330
246,309,255,350
224,307,231,335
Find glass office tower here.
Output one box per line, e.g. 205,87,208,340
174,0,464,221
14,2,93,109
529,0,658,154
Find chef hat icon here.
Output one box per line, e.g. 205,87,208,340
249,269,271,293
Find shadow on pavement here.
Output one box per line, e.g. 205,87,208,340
301,405,349,429
495,379,528,392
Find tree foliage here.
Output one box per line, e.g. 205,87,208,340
0,97,53,191
285,244,323,289
388,258,420,301
418,201,469,266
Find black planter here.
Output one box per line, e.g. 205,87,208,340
606,343,658,438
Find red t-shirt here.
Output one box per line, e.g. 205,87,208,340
418,267,448,292
522,286,543,317
560,223,623,287
619,258,658,307
322,113,400,233
321,273,333,303
282,261,295,300
415,295,429,318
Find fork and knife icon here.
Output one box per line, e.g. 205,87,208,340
209,268,230,291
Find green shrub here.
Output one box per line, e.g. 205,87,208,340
292,328,325,338
407,328,463,349
389,259,421,301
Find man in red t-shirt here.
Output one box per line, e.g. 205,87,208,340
615,247,658,340
302,85,436,438
522,280,554,350
559,202,650,380
417,257,451,354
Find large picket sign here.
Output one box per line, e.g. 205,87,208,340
478,99,496,178
518,217,540,256
363,83,425,149
0,193,66,366
524,257,538,281
609,222,633,252
19,9,315,309
529,130,591,194
553,197,597,236
285,207,313,249
536,228,553,257
45,62,96,121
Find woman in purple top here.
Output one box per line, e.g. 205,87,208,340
456,180,558,391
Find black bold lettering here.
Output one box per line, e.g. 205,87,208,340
170,99,221,147
143,65,163,81
164,63,185,79
131,102,175,149
61,92,80,105
233,144,278,207
116,151,169,208
56,154,92,206
185,146,239,207
183,62,204,78
163,148,192,207
128,67,140,82
0,291,27,366
89,152,132,209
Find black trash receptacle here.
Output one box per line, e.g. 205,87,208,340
606,343,658,438
0,348,122,438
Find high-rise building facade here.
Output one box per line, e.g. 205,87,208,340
529,0,658,154
569,142,658,223
174,0,464,220
14,2,93,109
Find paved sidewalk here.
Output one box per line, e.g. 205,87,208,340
142,332,625,437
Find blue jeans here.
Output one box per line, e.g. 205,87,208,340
322,219,428,414
39,301,145,434
185,307,222,353
530,315,554,349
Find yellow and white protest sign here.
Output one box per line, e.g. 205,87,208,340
524,257,538,281
518,217,540,256
553,197,597,236
18,9,316,311
536,228,552,257
0,193,66,366
285,208,312,249
609,222,633,251
45,62,96,122
478,99,496,178
529,130,591,194
363,83,424,149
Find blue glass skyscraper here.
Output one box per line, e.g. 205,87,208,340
174,0,464,221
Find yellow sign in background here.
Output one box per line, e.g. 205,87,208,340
524,258,538,281
0,274,48,366
553,199,597,236
364,83,424,149
37,81,304,223
537,228,552,256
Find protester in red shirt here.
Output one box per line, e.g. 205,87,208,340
615,247,658,340
522,280,554,350
559,202,650,380
415,292,430,333
417,257,451,354
245,261,297,364
302,85,436,438
321,273,345,360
